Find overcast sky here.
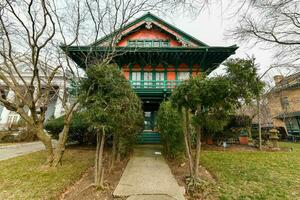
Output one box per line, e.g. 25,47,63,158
154,3,298,85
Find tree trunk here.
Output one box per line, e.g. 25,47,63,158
247,126,252,141
94,132,101,186
182,107,194,177
109,132,118,172
257,96,262,151
52,122,71,167
194,125,201,178
95,127,106,188
185,109,192,152
35,123,54,165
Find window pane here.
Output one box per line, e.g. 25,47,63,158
286,117,300,131
178,72,190,80
156,72,164,88
281,96,289,109
153,41,160,47
144,72,153,88
156,72,164,80
145,41,152,47
132,72,141,80
162,41,169,47
131,72,141,88
128,41,135,47
137,41,144,47
145,112,151,117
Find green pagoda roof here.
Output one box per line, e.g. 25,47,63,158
61,45,238,72
61,12,238,72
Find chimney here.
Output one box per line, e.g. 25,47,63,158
273,75,284,86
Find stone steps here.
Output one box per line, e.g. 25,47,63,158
137,131,161,144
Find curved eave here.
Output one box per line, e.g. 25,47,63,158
61,45,238,72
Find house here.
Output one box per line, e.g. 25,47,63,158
62,12,237,143
266,73,300,138
0,57,68,129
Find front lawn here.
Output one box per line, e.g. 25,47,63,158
201,142,300,200
0,148,95,200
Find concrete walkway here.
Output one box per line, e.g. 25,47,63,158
0,140,57,161
113,145,185,200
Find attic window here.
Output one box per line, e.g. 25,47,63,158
127,40,169,47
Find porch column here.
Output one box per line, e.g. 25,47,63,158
0,90,15,128
54,88,64,118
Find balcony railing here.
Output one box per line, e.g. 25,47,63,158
129,80,181,91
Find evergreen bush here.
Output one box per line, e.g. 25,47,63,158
157,101,185,159
45,112,93,144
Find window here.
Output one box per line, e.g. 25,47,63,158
177,72,190,81
127,40,169,47
145,41,152,47
153,41,160,47
285,117,300,132
145,112,151,117
128,41,136,47
137,41,144,47
7,113,19,128
131,72,141,88
162,41,169,47
280,96,289,110
156,72,164,88
144,72,153,88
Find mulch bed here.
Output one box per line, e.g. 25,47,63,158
166,156,217,200
202,144,258,151
202,143,292,152
60,149,129,200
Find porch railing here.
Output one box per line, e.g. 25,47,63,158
129,80,181,90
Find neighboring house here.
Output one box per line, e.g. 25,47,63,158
62,12,237,143
267,73,300,136
0,57,69,129
238,101,273,130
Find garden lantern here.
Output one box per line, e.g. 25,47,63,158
269,128,279,149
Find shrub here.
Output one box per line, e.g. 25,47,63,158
157,101,185,159
45,112,93,144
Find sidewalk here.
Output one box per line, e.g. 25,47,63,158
113,145,185,200
0,140,57,161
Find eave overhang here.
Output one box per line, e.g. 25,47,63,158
61,45,238,72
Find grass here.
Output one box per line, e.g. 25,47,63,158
0,148,95,200
201,142,300,200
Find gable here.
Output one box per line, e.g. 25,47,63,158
92,12,208,48
116,27,182,47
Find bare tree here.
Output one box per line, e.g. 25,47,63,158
231,0,300,64
0,0,85,166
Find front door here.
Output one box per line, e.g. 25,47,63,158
144,111,154,131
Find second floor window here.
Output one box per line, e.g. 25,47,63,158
280,96,289,110
132,72,141,81
177,72,190,81
128,40,170,47
144,72,153,88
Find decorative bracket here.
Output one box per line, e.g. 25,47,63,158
145,21,153,29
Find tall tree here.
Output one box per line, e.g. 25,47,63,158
79,63,143,188
171,76,239,181
224,58,265,150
